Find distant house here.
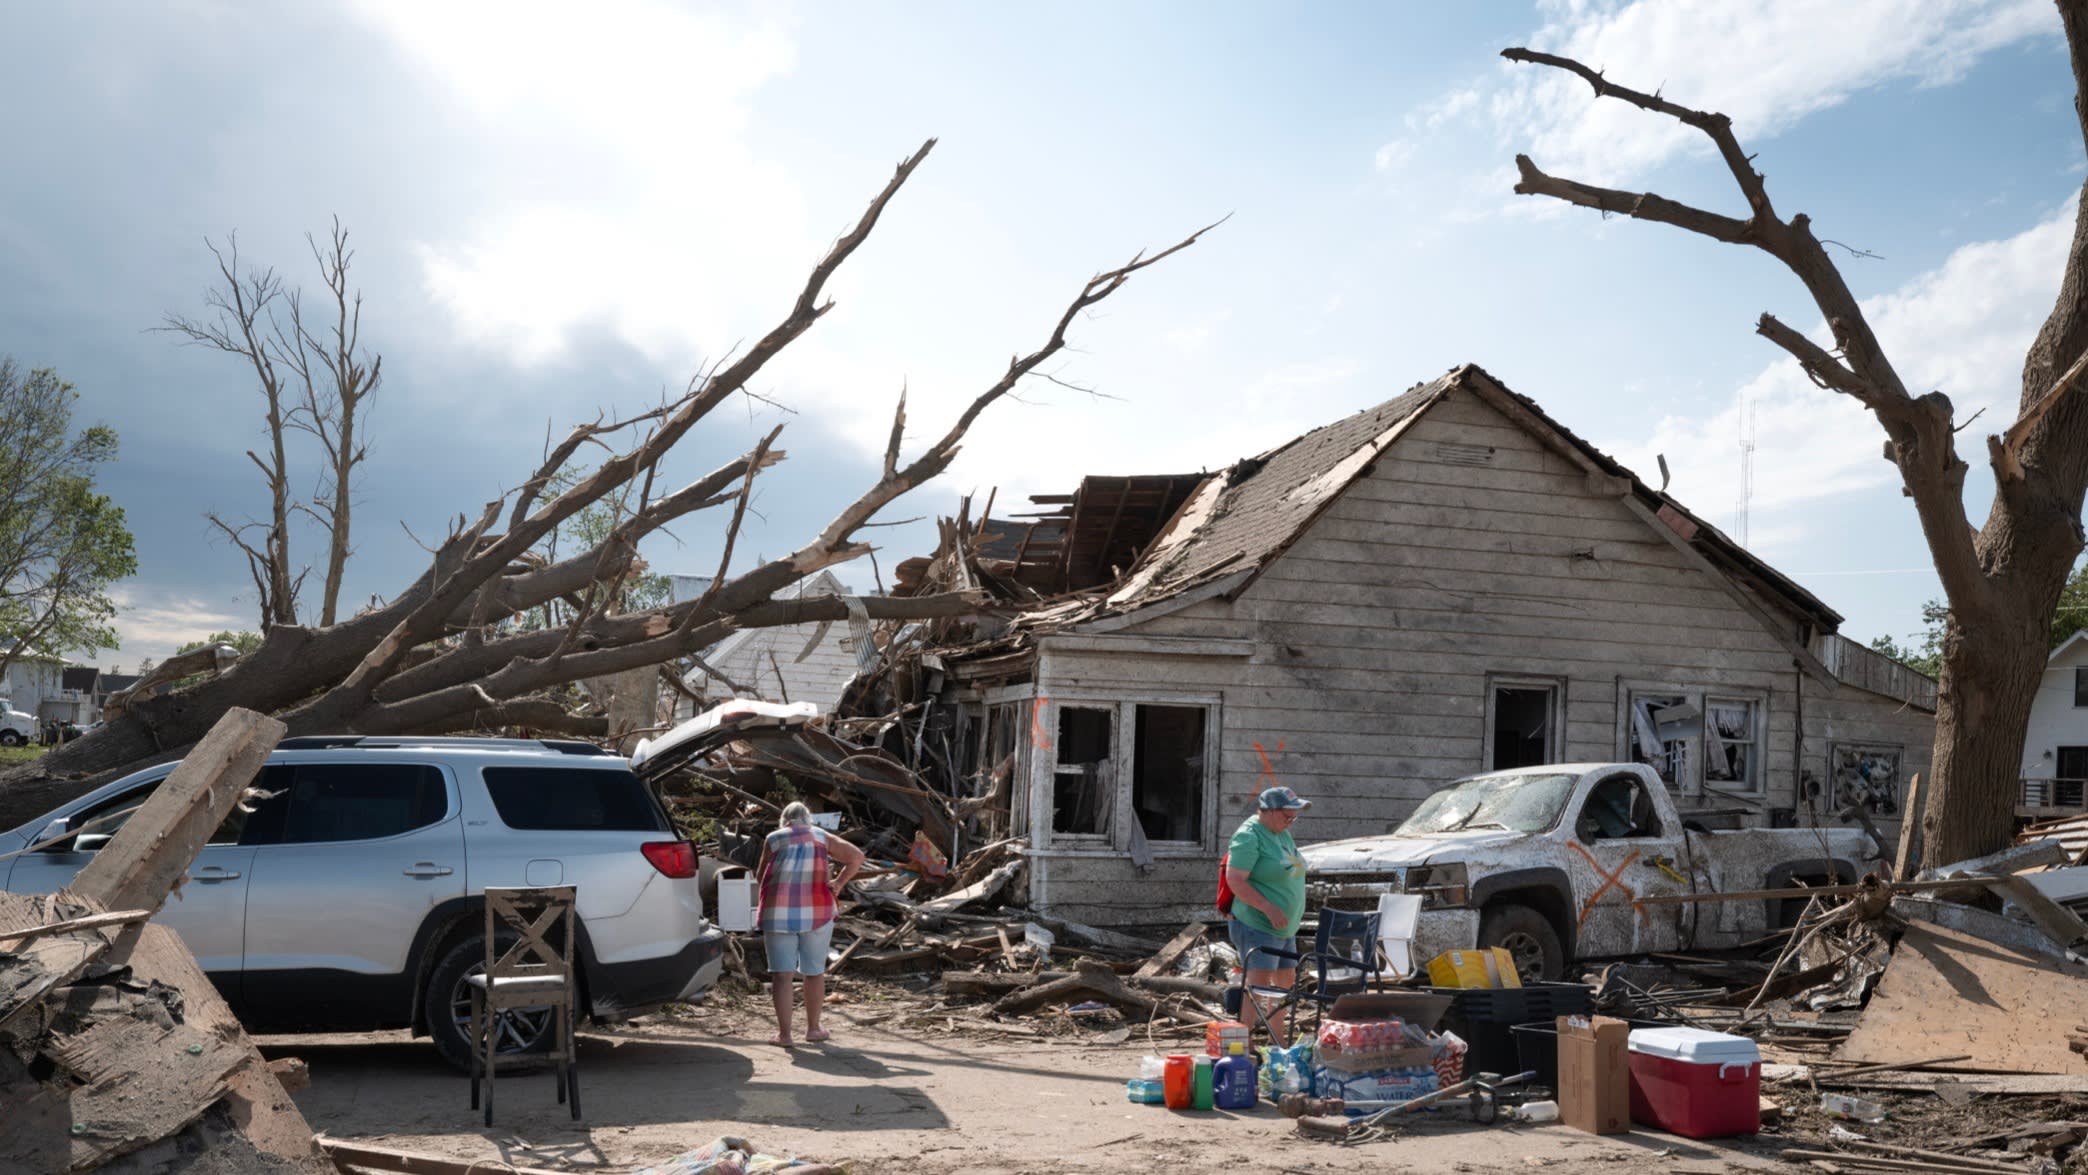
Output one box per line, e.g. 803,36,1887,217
893,365,1938,926
2017,631,2088,818
0,643,72,721
51,666,101,725
672,570,864,718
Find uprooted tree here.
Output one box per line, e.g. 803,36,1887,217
1503,6,2088,866
0,139,1211,829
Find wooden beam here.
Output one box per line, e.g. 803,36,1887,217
1134,920,1208,979
0,906,151,945
319,1139,573,1175
70,707,286,915
1894,771,1926,881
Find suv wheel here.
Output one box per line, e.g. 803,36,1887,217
425,934,559,1071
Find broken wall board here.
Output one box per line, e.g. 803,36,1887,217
1837,921,2088,1076
0,891,116,1033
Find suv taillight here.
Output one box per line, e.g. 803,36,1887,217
642,840,697,878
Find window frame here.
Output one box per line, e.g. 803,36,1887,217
1615,681,1770,797
267,760,455,845
2074,666,2088,708
1483,673,1567,772
1028,691,1223,855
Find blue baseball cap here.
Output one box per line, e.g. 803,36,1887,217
1257,786,1311,811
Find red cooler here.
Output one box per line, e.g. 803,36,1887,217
1626,1027,1761,1139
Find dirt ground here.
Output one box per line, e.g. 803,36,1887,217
266,991,1828,1175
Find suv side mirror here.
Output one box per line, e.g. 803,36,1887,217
34,816,70,849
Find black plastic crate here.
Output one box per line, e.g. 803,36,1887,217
1426,982,1593,1078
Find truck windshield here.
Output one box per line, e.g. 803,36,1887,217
1396,772,1579,835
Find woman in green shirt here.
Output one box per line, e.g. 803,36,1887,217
1224,786,1310,1042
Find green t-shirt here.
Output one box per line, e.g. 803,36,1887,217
1226,814,1306,936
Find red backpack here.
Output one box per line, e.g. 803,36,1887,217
1215,852,1235,915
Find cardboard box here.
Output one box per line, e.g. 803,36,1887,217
1426,947,1523,989
1557,1014,1631,1135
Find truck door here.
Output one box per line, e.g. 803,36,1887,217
1566,772,1694,956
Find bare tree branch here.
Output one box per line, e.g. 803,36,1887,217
1503,47,1984,605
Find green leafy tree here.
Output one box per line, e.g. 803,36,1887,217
0,360,137,680
2050,561,2088,650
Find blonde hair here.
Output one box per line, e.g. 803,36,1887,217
780,801,813,828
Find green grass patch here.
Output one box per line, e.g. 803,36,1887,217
0,744,50,764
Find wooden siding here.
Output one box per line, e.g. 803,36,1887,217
1020,384,1931,924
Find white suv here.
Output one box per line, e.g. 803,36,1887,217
0,735,724,1069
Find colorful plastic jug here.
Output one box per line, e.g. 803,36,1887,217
1162,1054,1195,1109
1215,1042,1258,1110
1192,1055,1216,1111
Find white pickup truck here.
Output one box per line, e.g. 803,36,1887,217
1302,763,1878,980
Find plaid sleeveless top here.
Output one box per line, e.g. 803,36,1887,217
758,824,835,933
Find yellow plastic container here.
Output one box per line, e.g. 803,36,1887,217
1426,947,1523,989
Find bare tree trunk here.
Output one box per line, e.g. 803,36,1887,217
282,218,379,628
1504,9,2088,863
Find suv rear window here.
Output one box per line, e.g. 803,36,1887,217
482,767,669,832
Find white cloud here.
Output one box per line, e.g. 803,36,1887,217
1595,196,2077,551
107,587,249,666
1389,0,2054,188
351,0,807,366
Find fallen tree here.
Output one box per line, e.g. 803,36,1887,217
1504,6,2088,864
0,140,1212,829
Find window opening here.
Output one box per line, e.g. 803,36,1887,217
1052,706,1114,837
1132,704,1206,842
2057,746,2088,809
1491,686,1554,770
2076,667,2088,708
1627,692,1694,789
1703,697,1761,791
1578,774,1664,840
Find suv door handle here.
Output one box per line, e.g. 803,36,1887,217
403,863,455,878
193,866,241,882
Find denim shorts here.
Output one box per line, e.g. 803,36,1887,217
764,921,836,976
1227,917,1298,973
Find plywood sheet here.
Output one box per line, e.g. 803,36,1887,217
1838,921,2088,1075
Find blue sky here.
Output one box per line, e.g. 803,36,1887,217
0,0,2081,668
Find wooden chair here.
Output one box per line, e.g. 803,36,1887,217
468,886,580,1125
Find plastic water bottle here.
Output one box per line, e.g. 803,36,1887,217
1215,1042,1258,1110
1513,1100,1559,1123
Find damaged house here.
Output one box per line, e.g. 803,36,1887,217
856,365,1936,927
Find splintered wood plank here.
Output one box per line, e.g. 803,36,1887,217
0,891,115,1033
1837,921,2088,1076
40,979,247,1171
100,923,324,1168
70,708,283,916
1134,920,1207,979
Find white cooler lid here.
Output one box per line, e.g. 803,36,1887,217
1627,1026,1760,1063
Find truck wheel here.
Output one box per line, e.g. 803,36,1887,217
424,934,557,1072
1478,903,1565,983
0,730,21,747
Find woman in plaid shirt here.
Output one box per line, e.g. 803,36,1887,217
756,802,864,1047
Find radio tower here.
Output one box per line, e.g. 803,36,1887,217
1738,399,1757,548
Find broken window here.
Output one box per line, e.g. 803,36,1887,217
1489,683,1557,770
1626,691,1693,789
981,700,1031,839
1052,705,1114,838
1132,704,1206,843
1703,697,1761,792
1828,744,1903,817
